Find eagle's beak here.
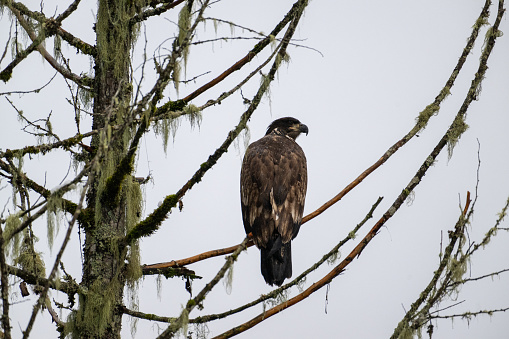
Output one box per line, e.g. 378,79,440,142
299,123,309,136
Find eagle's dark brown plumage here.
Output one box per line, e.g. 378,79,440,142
241,117,308,286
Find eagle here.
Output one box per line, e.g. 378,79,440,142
240,117,308,286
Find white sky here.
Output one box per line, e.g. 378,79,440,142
1,0,508,338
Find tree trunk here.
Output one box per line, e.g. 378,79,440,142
73,0,136,337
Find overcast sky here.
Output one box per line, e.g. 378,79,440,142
1,0,508,338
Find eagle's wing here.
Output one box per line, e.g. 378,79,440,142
241,134,307,248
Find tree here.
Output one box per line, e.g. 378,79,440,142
1,0,508,338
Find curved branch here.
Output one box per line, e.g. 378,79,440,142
6,264,79,295
0,131,96,159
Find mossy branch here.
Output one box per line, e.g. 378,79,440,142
6,264,80,296
0,24,46,83
56,27,97,57
1,5,93,86
130,0,186,25
121,305,177,323
0,131,96,159
5,0,96,57
390,193,473,338
393,191,509,337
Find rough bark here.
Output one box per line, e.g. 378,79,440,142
76,0,136,337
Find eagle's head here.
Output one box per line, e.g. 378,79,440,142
265,117,309,140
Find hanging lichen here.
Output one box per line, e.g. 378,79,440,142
234,125,250,157
222,265,234,295
326,250,341,265
154,116,179,153
446,116,469,159
53,34,62,61
125,177,143,302
260,73,273,109
66,278,121,338
14,230,46,279
10,150,24,208
193,323,210,339
269,34,276,51
94,148,118,224
46,192,64,252
396,322,415,339
154,104,202,153
95,0,147,80
178,307,189,338
184,104,202,128
156,274,163,300
3,212,22,258
296,276,307,293
78,85,94,111
265,288,290,307
177,0,193,74
173,60,182,94
447,255,468,287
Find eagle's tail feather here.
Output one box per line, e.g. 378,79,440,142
260,238,292,286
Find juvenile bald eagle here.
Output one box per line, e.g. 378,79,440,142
241,117,308,286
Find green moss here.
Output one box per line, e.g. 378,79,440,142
99,154,135,208
415,103,440,131
157,99,187,114
125,194,179,243
77,208,94,230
